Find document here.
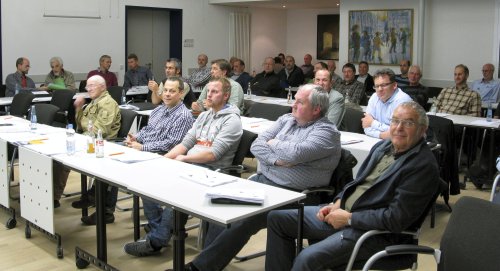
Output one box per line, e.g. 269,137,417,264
206,187,265,205
109,151,161,163
180,170,237,187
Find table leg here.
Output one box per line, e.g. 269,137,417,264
81,174,88,217
296,203,304,256
173,209,187,271
133,195,140,241
95,179,107,262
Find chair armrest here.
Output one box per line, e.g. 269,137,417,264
301,186,335,195
361,245,440,271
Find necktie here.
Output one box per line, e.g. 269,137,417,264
21,75,27,88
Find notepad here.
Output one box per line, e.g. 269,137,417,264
206,187,265,205
180,170,237,187
109,151,160,163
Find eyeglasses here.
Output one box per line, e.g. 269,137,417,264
390,118,417,128
85,84,97,90
373,82,394,90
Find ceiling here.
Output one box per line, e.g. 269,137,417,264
210,0,340,9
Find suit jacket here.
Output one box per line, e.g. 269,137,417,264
233,72,253,92
335,139,440,241
355,73,374,96
278,65,305,88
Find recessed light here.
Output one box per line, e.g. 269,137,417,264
337,3,340,6
283,5,286,8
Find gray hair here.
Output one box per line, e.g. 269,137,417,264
299,83,330,117
373,68,396,82
50,56,63,67
397,101,429,127
167,58,182,72
164,76,185,92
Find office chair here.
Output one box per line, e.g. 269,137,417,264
245,102,291,121
362,196,500,271
1,92,35,117
107,86,124,105
33,103,59,126
490,173,500,204
50,89,76,127
340,107,364,134
215,129,258,177
78,80,87,92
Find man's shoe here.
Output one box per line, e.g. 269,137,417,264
71,197,95,209
53,200,60,209
165,262,198,271
124,237,161,257
81,212,115,226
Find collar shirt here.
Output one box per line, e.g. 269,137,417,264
136,103,194,152
364,89,412,138
435,85,482,117
187,66,211,89
123,66,153,88
335,79,366,105
470,78,500,103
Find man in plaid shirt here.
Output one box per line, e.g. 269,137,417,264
434,64,482,117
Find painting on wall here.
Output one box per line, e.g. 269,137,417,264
317,14,340,60
348,9,413,65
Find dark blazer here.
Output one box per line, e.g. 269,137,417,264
233,72,253,92
355,73,375,96
335,139,440,241
250,71,283,97
278,65,305,88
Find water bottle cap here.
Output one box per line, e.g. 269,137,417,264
67,124,73,129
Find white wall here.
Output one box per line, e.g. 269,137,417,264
1,0,243,84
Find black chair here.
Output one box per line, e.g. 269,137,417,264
108,86,124,105
78,80,87,92
33,103,60,126
340,107,364,134
246,102,291,121
50,89,76,127
215,129,258,177
2,92,35,117
117,108,138,139
325,178,447,271
362,196,500,271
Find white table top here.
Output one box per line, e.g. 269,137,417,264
0,92,90,106
428,112,500,129
244,95,293,107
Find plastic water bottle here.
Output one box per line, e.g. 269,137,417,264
95,129,104,158
66,124,76,155
486,102,493,122
121,88,127,105
30,105,37,131
247,82,252,99
87,120,95,153
15,83,20,95
287,87,292,104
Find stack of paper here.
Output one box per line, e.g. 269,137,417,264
206,187,265,205
179,170,237,187
109,151,160,163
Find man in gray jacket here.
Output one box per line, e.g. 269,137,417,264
124,77,242,257
315,69,345,127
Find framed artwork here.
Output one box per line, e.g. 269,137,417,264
348,9,413,65
317,14,340,60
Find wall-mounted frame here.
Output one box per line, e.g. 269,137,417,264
317,14,340,60
348,9,413,65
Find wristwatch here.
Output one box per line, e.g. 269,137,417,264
347,218,352,226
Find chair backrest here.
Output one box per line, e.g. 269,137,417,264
117,108,138,138
246,102,291,121
330,148,357,198
33,103,60,126
439,196,500,271
10,92,35,117
50,89,75,112
232,129,258,166
340,107,364,133
108,86,124,105
79,80,87,92
0,84,6,98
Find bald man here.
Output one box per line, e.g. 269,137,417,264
471,63,500,103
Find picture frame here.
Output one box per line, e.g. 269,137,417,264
348,9,413,65
317,14,340,60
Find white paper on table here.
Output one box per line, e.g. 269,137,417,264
469,119,500,128
109,151,161,163
32,90,50,95
426,112,450,117
341,139,364,145
179,170,237,187
206,187,265,204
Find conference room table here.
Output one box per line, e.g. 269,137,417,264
0,91,90,106
0,115,305,271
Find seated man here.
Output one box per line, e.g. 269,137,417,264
278,55,305,88
5,57,39,97
250,57,283,97
124,77,242,257
230,58,253,93
55,75,121,225
125,77,194,153
434,64,482,116
186,53,211,91
335,63,366,107
395,59,410,87
327,60,342,86
266,101,440,271
355,61,375,97
314,69,345,127
123,53,154,89
470,63,500,103
87,54,118,88
301,53,314,81
148,58,196,108
192,59,244,114
184,84,342,271
400,65,429,109
362,68,412,139
40,57,77,91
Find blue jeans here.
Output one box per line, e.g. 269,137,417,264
142,198,188,248
192,174,286,271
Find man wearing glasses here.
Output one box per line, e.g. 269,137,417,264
265,101,440,270
362,68,412,139
470,63,500,103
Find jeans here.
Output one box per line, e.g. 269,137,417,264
142,198,188,248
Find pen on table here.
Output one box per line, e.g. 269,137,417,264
251,125,259,128
109,152,125,156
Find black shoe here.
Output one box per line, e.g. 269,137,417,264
144,224,151,233
71,197,95,209
54,200,60,209
81,212,115,226
165,262,198,271
124,236,162,257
